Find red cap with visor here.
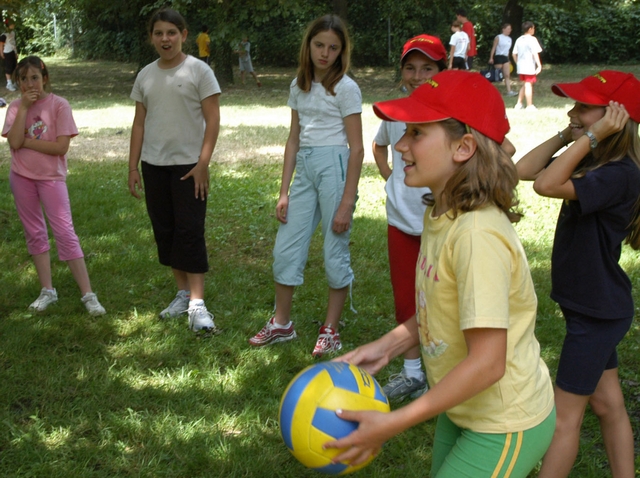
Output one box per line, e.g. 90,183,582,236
373,70,510,144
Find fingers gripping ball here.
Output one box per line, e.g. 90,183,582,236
279,362,390,474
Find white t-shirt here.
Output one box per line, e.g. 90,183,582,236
513,35,542,75
374,121,429,236
449,31,469,58
495,33,512,57
2,31,16,54
287,75,362,148
130,55,221,166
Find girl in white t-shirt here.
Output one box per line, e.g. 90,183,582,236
372,34,447,402
128,8,221,333
489,23,516,96
2,56,106,316
448,21,469,70
249,14,364,357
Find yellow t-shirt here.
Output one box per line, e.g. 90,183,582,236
196,32,210,58
416,205,554,433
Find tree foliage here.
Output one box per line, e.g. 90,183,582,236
4,0,640,82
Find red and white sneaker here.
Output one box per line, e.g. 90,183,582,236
312,325,342,357
249,316,297,346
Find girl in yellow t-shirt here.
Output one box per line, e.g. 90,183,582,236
328,70,555,478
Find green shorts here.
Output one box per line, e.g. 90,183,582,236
431,408,556,478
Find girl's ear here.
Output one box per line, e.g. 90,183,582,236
452,133,477,164
182,29,188,42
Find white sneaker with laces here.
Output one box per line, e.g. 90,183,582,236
82,292,106,316
188,304,215,332
29,288,58,311
159,290,190,319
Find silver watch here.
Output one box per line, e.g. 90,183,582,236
585,131,598,150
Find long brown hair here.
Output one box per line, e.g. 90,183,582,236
423,119,522,223
296,14,351,96
569,120,640,249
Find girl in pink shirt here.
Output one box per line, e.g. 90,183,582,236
2,56,106,316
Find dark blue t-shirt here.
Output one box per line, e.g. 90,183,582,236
551,156,640,319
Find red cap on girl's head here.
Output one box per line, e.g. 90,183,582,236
401,34,447,62
552,71,640,122
373,70,510,144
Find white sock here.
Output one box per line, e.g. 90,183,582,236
404,358,425,381
272,320,292,329
189,299,204,309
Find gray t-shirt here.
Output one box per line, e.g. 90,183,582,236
131,55,221,166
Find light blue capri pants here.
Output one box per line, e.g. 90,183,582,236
273,146,355,289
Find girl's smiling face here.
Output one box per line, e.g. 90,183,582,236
401,51,440,93
18,66,48,99
395,122,459,196
567,102,606,141
151,20,188,68
309,29,342,80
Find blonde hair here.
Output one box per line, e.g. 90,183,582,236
296,14,351,96
423,119,522,223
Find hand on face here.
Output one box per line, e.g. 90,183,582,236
20,87,41,107
589,101,630,142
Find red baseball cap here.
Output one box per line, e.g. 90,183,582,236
552,70,640,122
373,70,510,144
401,34,447,62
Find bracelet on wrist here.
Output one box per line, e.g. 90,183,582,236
129,168,139,172
557,131,569,147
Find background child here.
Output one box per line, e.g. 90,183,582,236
512,21,542,110
128,8,221,333
195,25,210,65
372,34,447,401
0,21,18,91
327,70,555,477
235,36,261,87
447,20,469,70
516,70,640,478
488,23,516,96
2,56,106,316
248,14,364,357
455,9,476,69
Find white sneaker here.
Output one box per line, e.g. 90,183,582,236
188,304,215,332
6,81,16,92
526,104,538,111
514,103,523,110
29,288,58,311
159,290,190,318
82,292,106,316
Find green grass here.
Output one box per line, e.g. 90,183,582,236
0,59,639,477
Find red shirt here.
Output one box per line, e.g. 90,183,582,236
462,21,477,57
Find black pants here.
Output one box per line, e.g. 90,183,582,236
141,161,209,273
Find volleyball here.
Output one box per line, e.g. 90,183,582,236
279,362,390,475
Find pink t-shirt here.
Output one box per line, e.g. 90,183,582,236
2,94,78,181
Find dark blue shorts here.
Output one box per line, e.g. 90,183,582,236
556,306,632,395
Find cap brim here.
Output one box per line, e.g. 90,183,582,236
401,46,443,62
373,96,451,123
551,83,609,106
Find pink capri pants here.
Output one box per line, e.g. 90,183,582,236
10,171,84,261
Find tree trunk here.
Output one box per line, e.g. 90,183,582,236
503,0,524,38
333,0,348,21
211,39,234,87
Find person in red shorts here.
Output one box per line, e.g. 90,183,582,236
512,21,542,111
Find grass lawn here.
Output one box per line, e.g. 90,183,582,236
0,59,639,477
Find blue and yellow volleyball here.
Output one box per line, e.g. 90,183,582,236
279,362,390,475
